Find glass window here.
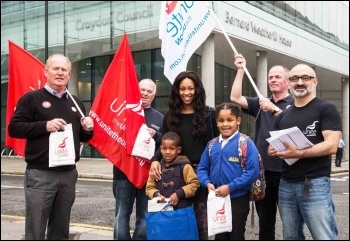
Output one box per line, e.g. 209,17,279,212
327,2,339,40
322,2,331,36
47,2,63,51
285,1,296,25
187,54,201,76
295,1,305,17
304,2,315,33
133,50,152,80
274,2,286,21
153,49,170,114
92,55,111,98
222,67,231,102
246,1,348,50
1,2,27,52
295,2,305,29
214,63,236,105
215,63,223,105
78,58,92,102
336,2,344,43
313,2,322,32
342,4,349,46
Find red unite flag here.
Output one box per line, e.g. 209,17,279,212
6,41,46,157
89,34,149,189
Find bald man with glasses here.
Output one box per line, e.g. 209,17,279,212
270,64,341,240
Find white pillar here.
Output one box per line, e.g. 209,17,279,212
341,78,349,161
256,51,268,97
68,61,79,96
201,34,215,108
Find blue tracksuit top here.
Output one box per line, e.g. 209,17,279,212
197,133,260,198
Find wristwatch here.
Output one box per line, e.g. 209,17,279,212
271,106,281,115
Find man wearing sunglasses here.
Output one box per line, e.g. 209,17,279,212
270,64,341,240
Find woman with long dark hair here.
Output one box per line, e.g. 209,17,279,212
150,70,219,239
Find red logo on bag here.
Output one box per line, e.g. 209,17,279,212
143,137,151,144
213,202,227,223
58,137,68,148
216,203,225,215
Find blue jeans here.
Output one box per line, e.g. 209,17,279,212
278,177,338,240
112,179,148,240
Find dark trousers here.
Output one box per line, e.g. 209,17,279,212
215,193,250,240
255,171,281,240
193,185,209,240
24,168,77,240
335,148,343,167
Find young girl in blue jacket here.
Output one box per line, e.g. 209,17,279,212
197,102,260,240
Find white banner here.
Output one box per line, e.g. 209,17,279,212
159,1,216,84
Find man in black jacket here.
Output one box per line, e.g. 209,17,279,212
9,53,94,240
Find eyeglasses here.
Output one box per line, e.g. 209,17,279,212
289,75,315,83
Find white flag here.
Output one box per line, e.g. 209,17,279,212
159,1,216,84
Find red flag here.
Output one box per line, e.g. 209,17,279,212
88,34,149,188
5,41,46,157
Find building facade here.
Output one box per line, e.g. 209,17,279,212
1,1,349,159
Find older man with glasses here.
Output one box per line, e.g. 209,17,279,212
269,64,342,240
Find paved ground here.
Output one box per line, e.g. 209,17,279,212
1,157,116,240
2,156,347,180
1,156,348,240
1,215,113,240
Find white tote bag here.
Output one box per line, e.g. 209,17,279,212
207,190,232,236
131,124,155,160
49,123,76,167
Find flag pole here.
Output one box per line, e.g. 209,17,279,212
207,4,263,98
66,90,85,117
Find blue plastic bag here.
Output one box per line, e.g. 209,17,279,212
145,206,199,240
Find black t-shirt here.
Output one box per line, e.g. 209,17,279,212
152,107,219,165
244,95,294,172
275,97,342,181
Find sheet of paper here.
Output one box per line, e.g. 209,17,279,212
147,197,173,212
267,126,314,165
269,126,299,137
